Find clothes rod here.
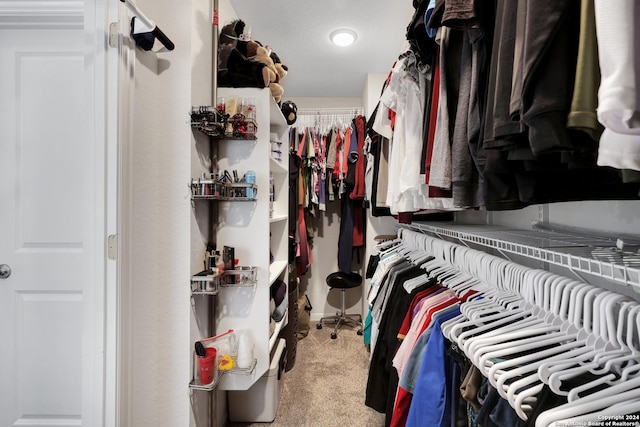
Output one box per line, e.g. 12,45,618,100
297,107,364,116
120,0,175,51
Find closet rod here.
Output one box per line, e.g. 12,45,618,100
402,222,640,291
119,0,175,51
297,107,364,116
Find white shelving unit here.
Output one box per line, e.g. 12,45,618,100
211,87,289,390
403,222,640,292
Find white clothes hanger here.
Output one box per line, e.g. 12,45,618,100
449,276,484,298
377,241,403,258
555,302,640,402
487,280,592,375
534,374,640,427
548,398,640,427
461,277,590,400
373,238,401,253
545,293,633,396
582,300,637,374
535,285,607,381
489,283,603,408
458,273,562,354
505,335,606,421
470,322,570,374
441,313,468,341
454,307,545,356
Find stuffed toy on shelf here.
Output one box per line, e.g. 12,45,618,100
217,19,289,104
280,100,297,125
245,41,286,103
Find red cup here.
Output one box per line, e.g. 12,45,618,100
197,347,217,385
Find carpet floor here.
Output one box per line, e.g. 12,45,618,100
228,321,386,427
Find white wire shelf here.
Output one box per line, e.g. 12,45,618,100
403,222,640,290
190,267,258,295
189,358,257,392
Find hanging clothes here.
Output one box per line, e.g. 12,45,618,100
594,0,640,173
290,112,368,274
364,229,640,427
366,0,640,218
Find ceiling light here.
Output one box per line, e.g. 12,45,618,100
330,29,357,47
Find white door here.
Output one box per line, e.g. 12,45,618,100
0,6,110,426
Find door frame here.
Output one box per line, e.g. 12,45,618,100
84,0,120,425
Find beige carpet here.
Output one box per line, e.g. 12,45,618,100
228,323,386,427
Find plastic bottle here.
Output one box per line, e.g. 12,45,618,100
245,170,256,199
236,331,254,369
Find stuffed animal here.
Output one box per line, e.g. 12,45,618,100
218,20,241,74
246,41,284,103
270,49,289,101
218,20,265,89
217,20,289,103
281,100,297,125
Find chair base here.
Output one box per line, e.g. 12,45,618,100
317,285,364,339
316,312,363,339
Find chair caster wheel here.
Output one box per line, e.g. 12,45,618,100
316,323,323,330
357,330,363,336
331,333,337,339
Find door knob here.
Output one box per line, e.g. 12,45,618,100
0,264,11,279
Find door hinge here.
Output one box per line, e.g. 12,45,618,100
108,234,118,260
109,22,119,48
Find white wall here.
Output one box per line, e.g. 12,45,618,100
125,0,193,426
288,96,363,109
457,201,640,236
363,73,386,117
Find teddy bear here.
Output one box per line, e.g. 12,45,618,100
217,20,289,103
270,50,288,100
245,40,284,103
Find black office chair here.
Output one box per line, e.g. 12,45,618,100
316,271,364,339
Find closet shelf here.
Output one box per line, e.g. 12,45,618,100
269,214,287,224
269,100,288,132
403,222,640,291
269,261,287,286
270,157,287,174
269,308,287,353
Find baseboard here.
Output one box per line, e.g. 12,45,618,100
310,313,323,322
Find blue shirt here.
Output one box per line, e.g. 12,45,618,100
424,0,438,38
407,308,461,427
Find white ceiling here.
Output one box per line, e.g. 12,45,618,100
228,0,415,98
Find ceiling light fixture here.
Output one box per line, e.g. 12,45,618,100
330,29,357,47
